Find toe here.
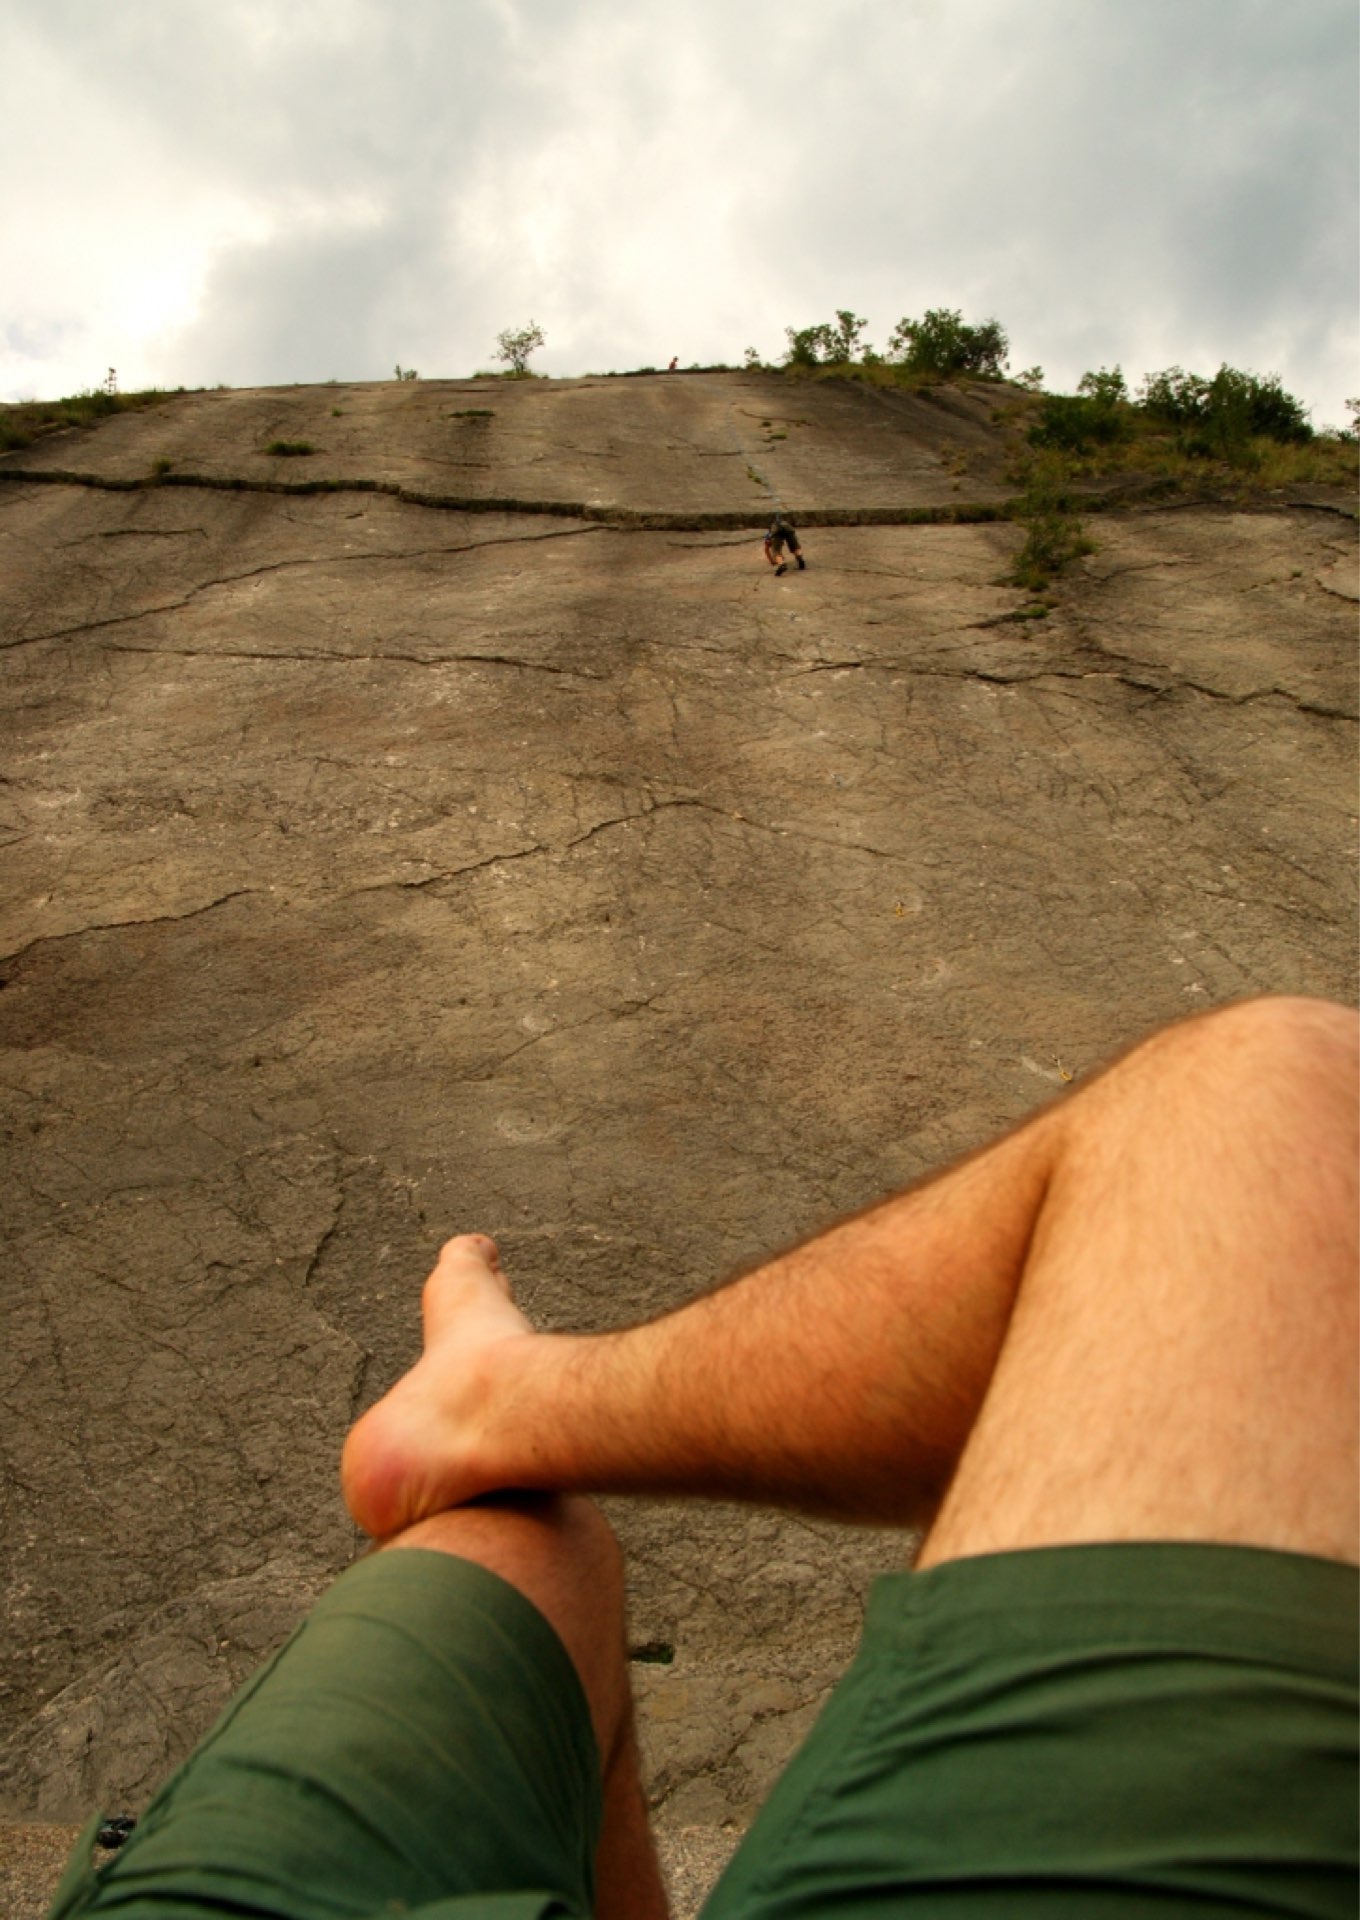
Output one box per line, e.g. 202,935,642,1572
443,1232,501,1271
422,1234,511,1335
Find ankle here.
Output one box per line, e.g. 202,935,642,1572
473,1330,586,1495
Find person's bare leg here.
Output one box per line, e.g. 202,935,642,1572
344,997,1357,1563
917,992,1358,1567
382,1491,668,1920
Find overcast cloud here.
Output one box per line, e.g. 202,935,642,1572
2,0,1356,424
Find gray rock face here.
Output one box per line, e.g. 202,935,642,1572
0,370,1018,516
1,375,1355,1843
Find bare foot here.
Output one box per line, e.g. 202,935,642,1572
341,1235,539,1538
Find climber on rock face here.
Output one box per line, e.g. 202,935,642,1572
763,514,805,576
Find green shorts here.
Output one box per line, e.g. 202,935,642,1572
704,1542,1359,1917
49,1543,1358,1920
48,1549,601,1920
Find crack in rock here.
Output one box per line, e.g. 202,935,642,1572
97,641,606,677
1,889,257,966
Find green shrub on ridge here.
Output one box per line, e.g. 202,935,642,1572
887,308,1008,379
1139,364,1311,452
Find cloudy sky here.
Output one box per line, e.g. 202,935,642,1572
2,0,1356,424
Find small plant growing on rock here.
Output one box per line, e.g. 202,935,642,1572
265,439,314,456
495,322,546,376
1008,457,1095,592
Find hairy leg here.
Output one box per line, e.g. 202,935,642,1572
917,994,1358,1565
383,1495,668,1920
344,997,1357,1563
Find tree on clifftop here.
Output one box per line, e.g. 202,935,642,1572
888,308,1008,378
783,322,835,366
783,311,870,367
495,322,546,376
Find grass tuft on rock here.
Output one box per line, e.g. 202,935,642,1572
0,386,185,453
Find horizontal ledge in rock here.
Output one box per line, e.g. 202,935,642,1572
1,466,1354,529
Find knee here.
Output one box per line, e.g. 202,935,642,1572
379,1495,632,1767
1208,995,1356,1128
1128,1000,1359,1270
1138,994,1356,1115
515,1495,629,1662
553,1494,626,1606
1197,992,1356,1059
383,1492,624,1610
1073,997,1358,1240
